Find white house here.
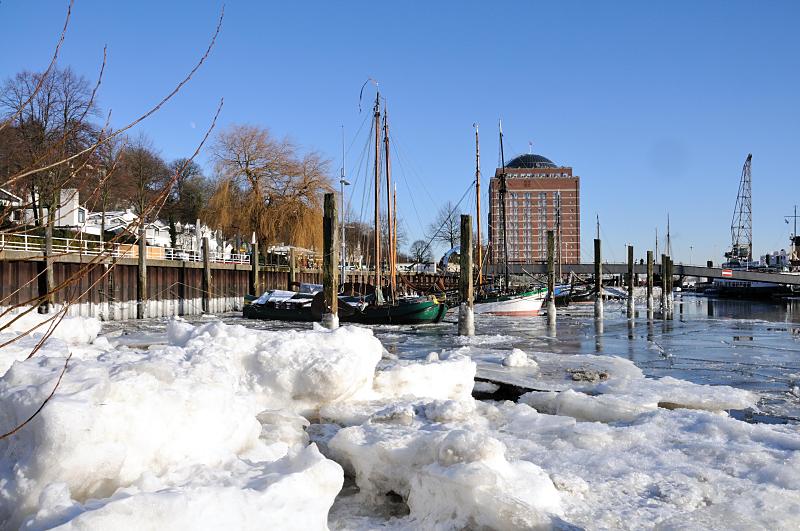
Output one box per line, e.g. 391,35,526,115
13,188,88,230
0,188,23,223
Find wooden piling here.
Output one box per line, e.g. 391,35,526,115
627,244,634,317
42,224,54,313
288,247,297,290
249,241,259,296
547,230,556,325
594,238,603,319
646,250,654,314
666,255,674,317
202,237,211,313
137,225,147,319
322,193,339,329
458,214,474,336
660,253,668,316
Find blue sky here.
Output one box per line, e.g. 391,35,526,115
2,1,799,263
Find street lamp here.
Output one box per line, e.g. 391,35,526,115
340,178,350,283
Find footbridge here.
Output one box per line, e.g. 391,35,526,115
487,263,800,286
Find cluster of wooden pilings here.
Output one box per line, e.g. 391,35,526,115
591,238,676,322
314,194,673,335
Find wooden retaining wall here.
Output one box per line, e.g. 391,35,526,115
0,251,457,321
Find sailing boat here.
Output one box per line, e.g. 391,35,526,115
472,121,546,316
339,89,447,324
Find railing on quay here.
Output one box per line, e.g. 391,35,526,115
0,232,251,265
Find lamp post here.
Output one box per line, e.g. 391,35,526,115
340,178,350,283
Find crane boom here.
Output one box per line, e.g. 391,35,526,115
726,153,753,263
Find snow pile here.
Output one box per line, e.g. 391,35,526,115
22,444,342,531
520,375,758,423
502,347,539,369
0,319,382,528
372,353,475,401
0,308,102,377
408,430,561,529
0,307,101,345
324,394,800,529
326,401,563,529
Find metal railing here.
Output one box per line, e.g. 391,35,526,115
0,233,251,264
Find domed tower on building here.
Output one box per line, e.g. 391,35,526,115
488,153,580,265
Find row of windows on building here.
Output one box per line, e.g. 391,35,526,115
506,173,572,179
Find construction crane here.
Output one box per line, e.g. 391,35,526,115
725,154,753,263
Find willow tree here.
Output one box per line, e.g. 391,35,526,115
204,124,331,250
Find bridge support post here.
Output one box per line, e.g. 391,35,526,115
458,214,474,336
627,244,635,318
547,230,556,327
646,250,654,318
322,193,339,329
594,238,603,320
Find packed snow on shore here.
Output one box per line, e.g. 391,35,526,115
0,315,799,530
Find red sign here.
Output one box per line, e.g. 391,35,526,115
721,269,733,278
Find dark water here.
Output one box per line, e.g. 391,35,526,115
113,295,800,423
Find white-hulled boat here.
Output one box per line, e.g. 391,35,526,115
473,288,547,316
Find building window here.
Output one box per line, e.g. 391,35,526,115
538,192,547,260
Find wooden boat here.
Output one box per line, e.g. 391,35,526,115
243,287,318,322
474,288,546,316
341,295,447,324
469,122,547,317
243,89,447,325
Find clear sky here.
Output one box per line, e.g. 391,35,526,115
2,1,799,263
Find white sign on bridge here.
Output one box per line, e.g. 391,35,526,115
721,269,733,278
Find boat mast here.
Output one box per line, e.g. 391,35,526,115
372,91,382,293
666,213,672,257
498,119,510,289
340,125,347,285
383,104,396,301
474,123,483,287
393,185,398,289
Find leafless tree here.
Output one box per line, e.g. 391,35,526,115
409,239,432,263
426,200,461,250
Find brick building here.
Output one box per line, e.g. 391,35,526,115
488,153,580,265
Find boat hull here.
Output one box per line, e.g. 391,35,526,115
242,303,315,322
473,290,546,317
343,299,447,325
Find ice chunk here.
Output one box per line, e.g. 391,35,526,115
373,354,476,401
502,348,539,369
21,445,343,531
408,430,561,530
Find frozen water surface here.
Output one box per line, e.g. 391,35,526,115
0,295,798,529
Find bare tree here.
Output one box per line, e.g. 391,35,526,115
163,158,212,224
426,201,461,250
409,239,432,263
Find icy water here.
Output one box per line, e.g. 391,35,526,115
108,294,800,424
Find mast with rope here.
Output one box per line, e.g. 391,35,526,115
393,185,398,291
372,90,382,297
498,119,510,289
474,123,483,288
383,104,396,301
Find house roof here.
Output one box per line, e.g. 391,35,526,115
0,188,23,203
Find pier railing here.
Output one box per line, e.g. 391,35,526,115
0,233,250,264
